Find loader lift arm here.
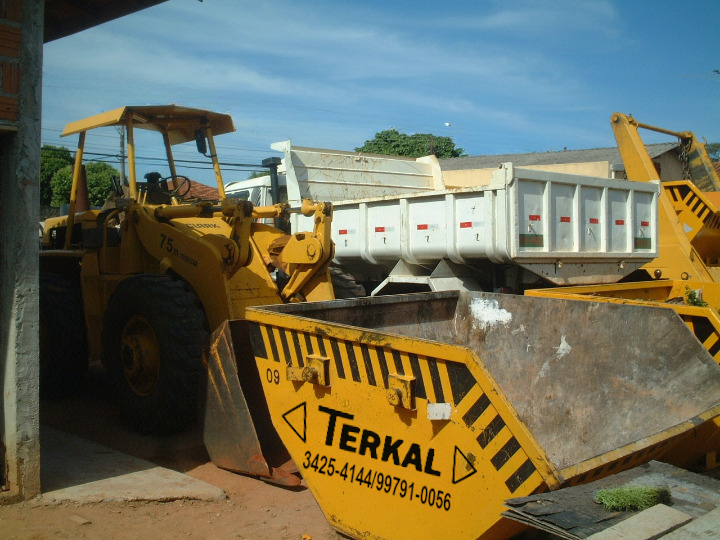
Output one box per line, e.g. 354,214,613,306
611,112,720,191
611,112,719,282
215,197,335,301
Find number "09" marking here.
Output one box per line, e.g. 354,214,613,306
266,368,280,384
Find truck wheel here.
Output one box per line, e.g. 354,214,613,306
39,273,89,399
330,266,366,298
102,274,208,434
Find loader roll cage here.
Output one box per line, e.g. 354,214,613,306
59,105,236,248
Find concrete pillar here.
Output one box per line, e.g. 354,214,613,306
0,0,43,501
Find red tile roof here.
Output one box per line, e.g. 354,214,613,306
186,181,220,200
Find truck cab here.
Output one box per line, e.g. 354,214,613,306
224,174,288,208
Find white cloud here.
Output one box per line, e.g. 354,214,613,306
437,0,619,37
41,0,719,163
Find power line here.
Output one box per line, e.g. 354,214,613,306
40,146,267,172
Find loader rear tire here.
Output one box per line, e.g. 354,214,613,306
330,266,366,298
39,273,89,399
102,274,208,435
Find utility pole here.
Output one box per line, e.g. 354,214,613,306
117,126,126,183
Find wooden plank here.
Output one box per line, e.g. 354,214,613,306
663,507,720,539
586,504,692,540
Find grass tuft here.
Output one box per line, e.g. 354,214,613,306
594,486,671,512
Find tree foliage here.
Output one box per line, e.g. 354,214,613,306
50,166,73,207
50,161,120,207
355,129,465,158
41,145,74,205
706,142,720,162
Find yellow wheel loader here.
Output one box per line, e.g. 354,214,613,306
40,105,337,481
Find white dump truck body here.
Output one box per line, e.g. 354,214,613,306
292,163,659,288
225,141,442,207
270,140,444,202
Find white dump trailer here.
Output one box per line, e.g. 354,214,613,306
225,140,443,207
292,162,659,293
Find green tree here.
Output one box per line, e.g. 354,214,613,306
51,161,120,207
355,129,465,158
706,142,720,161
40,145,74,205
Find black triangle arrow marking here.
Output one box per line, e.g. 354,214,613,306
452,446,477,484
282,402,307,443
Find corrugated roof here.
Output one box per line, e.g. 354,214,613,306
439,143,679,171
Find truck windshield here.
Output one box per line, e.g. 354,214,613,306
227,189,250,200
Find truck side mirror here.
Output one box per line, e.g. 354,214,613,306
195,129,208,155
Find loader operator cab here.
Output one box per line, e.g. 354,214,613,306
42,105,236,250
140,171,193,205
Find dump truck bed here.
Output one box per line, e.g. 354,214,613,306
292,164,660,285
271,140,444,202
241,291,720,539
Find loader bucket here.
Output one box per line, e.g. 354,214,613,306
202,319,301,486
245,291,720,540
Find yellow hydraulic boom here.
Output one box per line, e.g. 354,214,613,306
611,112,720,282
611,112,720,191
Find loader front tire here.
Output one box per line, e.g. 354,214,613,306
330,266,366,298
102,274,208,435
39,273,89,399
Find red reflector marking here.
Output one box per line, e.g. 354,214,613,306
339,229,348,235
460,222,472,228
375,226,385,233
615,219,625,226
529,215,541,221
417,224,429,230
560,216,571,223
641,221,649,227
589,218,599,224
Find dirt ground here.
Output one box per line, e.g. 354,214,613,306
0,364,342,540
4,364,716,540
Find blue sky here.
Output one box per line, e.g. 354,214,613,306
42,0,719,185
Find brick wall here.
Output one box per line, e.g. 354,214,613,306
0,0,22,128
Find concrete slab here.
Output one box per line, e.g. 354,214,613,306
586,504,692,540
37,427,226,504
663,506,720,539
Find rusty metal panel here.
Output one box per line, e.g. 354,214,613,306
202,319,300,486
452,293,720,473
527,280,720,469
